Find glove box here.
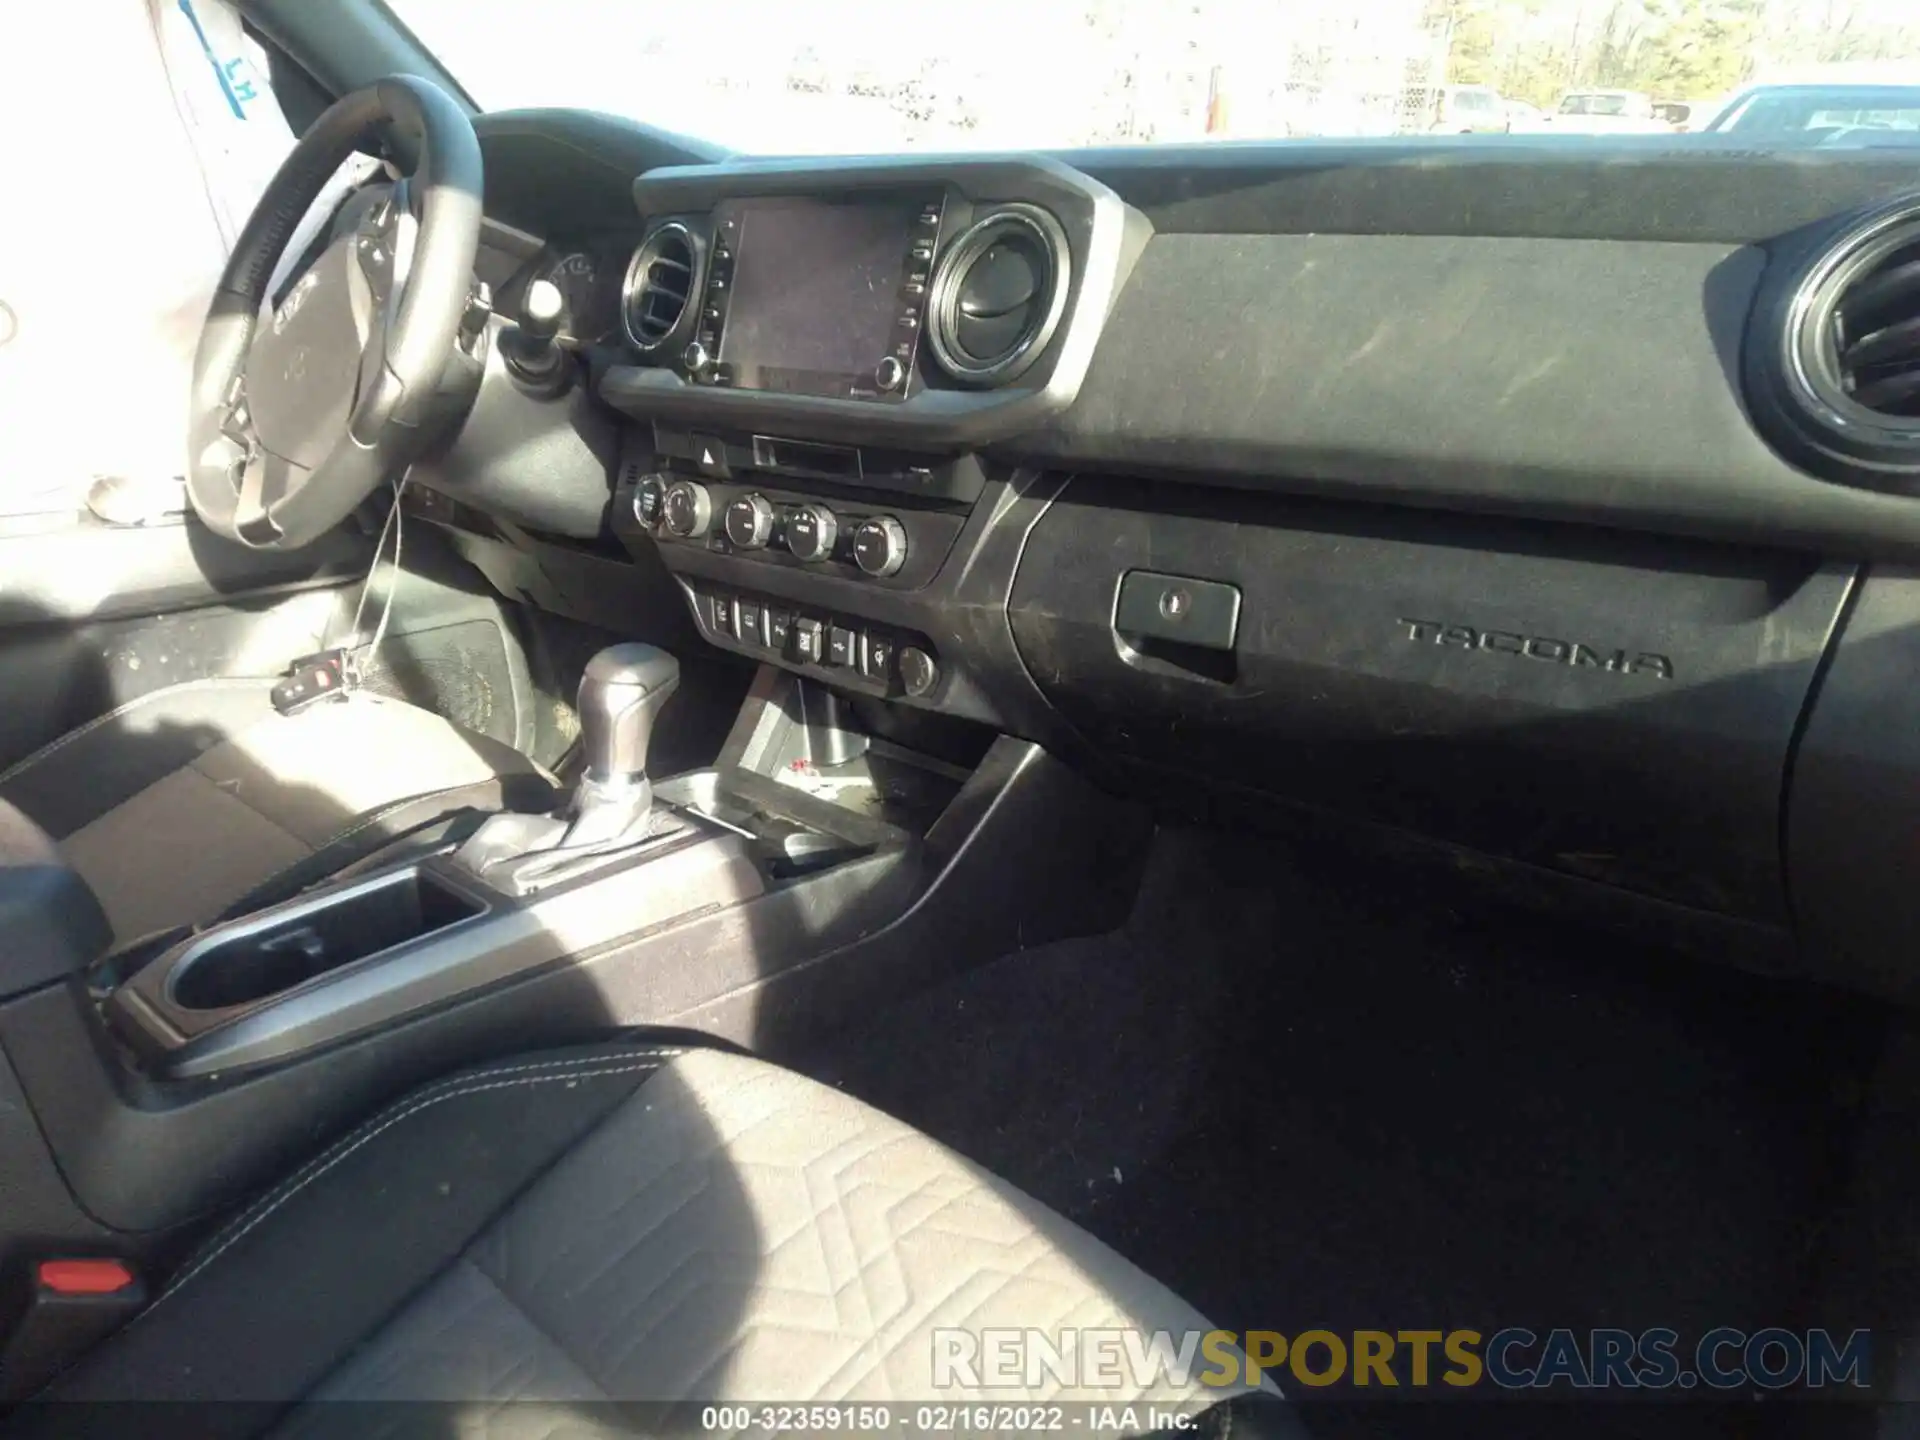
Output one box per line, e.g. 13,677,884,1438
1009,475,1851,924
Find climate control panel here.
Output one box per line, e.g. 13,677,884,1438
617,471,968,592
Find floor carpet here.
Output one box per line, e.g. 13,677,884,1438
804,826,1895,1438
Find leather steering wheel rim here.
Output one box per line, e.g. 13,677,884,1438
186,75,481,550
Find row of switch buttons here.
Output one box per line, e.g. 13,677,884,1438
704,591,901,686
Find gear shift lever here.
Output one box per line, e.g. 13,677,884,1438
567,644,680,847
452,643,683,889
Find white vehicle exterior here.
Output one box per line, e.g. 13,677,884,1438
1540,89,1669,135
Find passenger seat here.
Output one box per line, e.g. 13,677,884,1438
15,1046,1288,1438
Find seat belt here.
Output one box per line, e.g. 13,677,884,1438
0,1259,146,1403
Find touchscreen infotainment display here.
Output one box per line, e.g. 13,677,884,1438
713,194,936,399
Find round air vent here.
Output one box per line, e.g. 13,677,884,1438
1749,195,1920,488
927,206,1070,386
621,222,699,353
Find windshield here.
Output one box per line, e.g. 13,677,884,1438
391,0,1920,151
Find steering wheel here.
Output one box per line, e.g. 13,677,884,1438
187,76,482,550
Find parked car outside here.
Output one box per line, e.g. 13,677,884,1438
1704,82,1920,142
1502,97,1547,132
1430,84,1510,134
1540,88,1669,134
1652,97,1720,131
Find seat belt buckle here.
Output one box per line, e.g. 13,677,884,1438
0,1259,146,1402
271,648,359,716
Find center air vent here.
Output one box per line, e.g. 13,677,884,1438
1749,195,1920,489
621,222,699,353
927,206,1070,387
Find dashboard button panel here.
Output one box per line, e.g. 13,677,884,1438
687,583,931,698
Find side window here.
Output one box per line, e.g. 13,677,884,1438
0,0,294,520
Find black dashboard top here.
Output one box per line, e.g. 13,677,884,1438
465,108,1920,557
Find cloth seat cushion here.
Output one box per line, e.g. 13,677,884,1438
21,1045,1285,1440
0,678,552,942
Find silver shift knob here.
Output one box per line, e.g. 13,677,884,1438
578,643,680,785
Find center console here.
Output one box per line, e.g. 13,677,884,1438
0,662,1144,1276
590,157,1145,738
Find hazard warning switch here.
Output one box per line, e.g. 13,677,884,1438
690,434,730,479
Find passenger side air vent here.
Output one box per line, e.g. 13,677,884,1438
1749,195,1920,489
621,222,699,353
927,206,1070,387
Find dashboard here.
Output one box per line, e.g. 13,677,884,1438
408,111,1920,1003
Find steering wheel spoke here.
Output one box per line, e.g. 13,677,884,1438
184,77,480,550
218,376,259,457
232,448,283,545
353,197,401,311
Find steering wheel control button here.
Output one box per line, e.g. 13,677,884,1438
853,516,908,577
724,493,775,549
691,434,730,478
785,504,839,563
828,626,857,667
898,645,938,697
793,619,825,665
635,474,667,527
662,480,712,538
875,356,907,392
862,633,898,685
1114,569,1242,652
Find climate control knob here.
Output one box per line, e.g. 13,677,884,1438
785,503,839,563
634,473,668,528
662,479,712,538
724,493,775,549
852,515,908,578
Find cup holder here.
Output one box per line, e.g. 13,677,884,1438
169,867,485,1012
